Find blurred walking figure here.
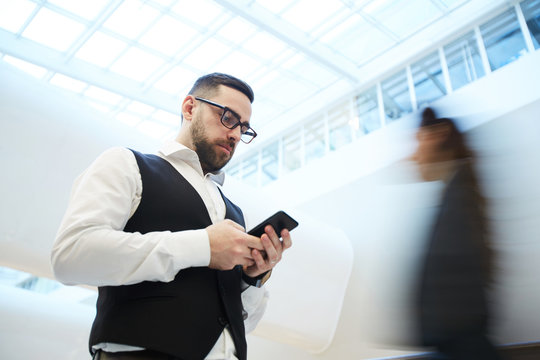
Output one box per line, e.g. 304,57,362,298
412,108,501,360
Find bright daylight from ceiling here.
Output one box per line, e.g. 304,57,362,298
0,0,477,145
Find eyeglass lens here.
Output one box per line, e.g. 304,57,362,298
221,110,254,142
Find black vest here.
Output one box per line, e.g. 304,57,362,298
89,150,247,360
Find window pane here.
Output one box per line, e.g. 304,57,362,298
381,70,412,123
304,116,326,165
521,0,540,49
21,8,86,52
444,31,486,91
261,141,279,185
480,8,528,71
412,51,446,108
355,87,380,134
241,155,258,186
328,101,352,151
282,131,301,174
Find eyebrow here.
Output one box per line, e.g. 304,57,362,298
225,106,250,127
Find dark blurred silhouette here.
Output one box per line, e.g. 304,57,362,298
412,107,501,360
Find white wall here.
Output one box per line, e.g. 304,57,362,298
0,60,159,277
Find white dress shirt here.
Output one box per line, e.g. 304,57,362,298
51,142,268,359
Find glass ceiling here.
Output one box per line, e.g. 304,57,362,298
1,0,485,144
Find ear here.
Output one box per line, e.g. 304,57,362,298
181,95,196,122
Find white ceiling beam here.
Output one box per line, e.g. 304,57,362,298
213,0,361,83
0,28,180,114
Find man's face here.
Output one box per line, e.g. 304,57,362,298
190,86,252,173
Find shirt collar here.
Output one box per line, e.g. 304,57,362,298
158,141,226,186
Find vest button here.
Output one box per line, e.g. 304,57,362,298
218,316,228,326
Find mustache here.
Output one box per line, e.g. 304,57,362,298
215,139,236,151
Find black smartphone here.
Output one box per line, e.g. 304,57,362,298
247,210,299,237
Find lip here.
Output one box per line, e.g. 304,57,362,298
218,143,232,155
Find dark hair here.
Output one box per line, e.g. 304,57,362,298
420,107,471,160
421,107,493,282
188,72,254,103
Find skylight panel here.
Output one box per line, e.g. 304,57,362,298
250,69,280,91
213,52,261,79
171,0,222,27
362,0,393,14
262,76,315,108
103,0,160,39
241,31,288,59
86,100,114,113
3,55,48,78
74,31,128,67
341,0,372,10
330,21,394,65
137,120,171,139
116,111,142,126
151,0,176,6
21,7,86,52
126,101,156,115
251,98,284,128
281,53,307,70
110,47,165,82
0,0,36,33
255,0,295,14
290,59,338,87
138,15,199,57
318,13,364,44
152,65,197,95
152,110,180,127
215,17,257,44
84,86,123,105
46,0,110,20
364,0,442,38
281,0,345,33
439,0,469,8
181,38,232,71
49,73,88,93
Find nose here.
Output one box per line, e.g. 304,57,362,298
227,125,242,143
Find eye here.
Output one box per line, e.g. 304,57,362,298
240,124,250,134
222,111,235,125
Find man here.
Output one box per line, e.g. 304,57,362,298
51,73,292,360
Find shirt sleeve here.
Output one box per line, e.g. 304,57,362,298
50,147,211,287
242,285,269,333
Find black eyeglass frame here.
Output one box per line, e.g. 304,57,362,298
194,97,257,144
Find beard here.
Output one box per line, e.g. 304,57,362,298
190,117,236,173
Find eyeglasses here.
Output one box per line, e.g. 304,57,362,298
195,97,257,144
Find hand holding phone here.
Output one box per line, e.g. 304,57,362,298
243,211,296,285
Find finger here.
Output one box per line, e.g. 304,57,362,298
251,249,267,269
244,234,264,250
264,225,281,249
244,258,255,267
262,234,280,264
281,229,292,250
